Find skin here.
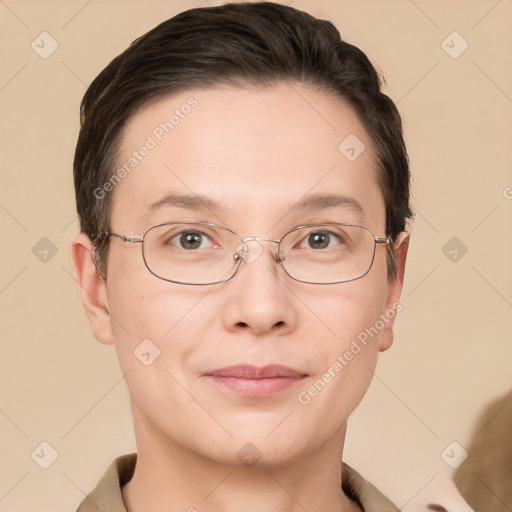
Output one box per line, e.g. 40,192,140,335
71,83,409,512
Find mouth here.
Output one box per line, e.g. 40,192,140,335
203,364,308,397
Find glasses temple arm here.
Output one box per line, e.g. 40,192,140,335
105,232,143,243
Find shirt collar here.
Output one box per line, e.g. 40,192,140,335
76,452,401,512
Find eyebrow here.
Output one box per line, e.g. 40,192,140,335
288,193,363,214
142,191,364,216
143,191,220,216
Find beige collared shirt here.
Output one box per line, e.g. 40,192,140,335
75,453,401,512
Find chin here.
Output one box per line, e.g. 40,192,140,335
195,424,322,469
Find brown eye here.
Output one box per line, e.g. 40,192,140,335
298,230,344,250
307,232,331,249
165,230,212,250
178,231,203,249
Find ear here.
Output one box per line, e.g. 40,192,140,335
378,231,410,352
69,233,114,345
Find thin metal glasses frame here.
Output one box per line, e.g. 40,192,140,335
105,221,392,285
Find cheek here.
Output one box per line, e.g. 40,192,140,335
322,310,381,385
106,281,209,422
106,259,205,373
295,321,380,433
313,278,386,348
300,282,386,404
107,245,204,336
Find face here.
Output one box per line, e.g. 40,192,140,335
76,83,407,467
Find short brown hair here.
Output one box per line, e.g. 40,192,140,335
73,1,413,280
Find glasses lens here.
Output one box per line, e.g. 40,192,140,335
279,225,376,283
142,223,242,284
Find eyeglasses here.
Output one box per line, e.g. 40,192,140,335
105,221,392,285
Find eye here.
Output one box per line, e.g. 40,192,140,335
169,230,214,250
298,230,344,250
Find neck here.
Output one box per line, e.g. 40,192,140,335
122,403,361,512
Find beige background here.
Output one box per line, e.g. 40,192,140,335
1,0,511,510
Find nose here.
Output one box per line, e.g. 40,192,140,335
221,238,298,336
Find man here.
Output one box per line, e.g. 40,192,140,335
70,2,412,510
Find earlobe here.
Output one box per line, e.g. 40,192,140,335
378,231,410,352
69,233,115,346
379,327,394,352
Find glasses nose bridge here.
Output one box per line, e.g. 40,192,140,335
238,236,284,263
241,236,280,245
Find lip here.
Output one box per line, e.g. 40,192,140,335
204,365,308,397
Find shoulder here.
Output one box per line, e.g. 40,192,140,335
342,462,401,512
75,453,136,512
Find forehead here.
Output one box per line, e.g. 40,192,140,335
109,84,384,233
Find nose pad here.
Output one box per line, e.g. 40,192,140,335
235,239,264,264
